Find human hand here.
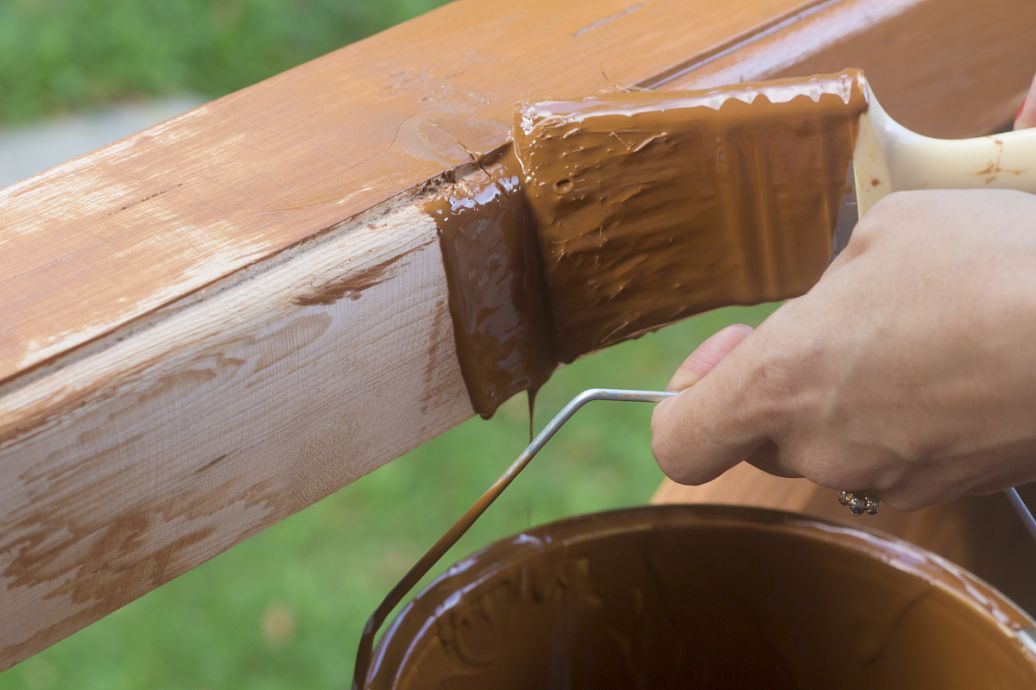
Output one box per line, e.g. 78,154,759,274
651,189,1036,510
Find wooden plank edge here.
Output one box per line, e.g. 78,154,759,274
0,189,472,668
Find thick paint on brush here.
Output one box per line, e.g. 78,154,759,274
430,69,867,417
516,69,867,361
427,148,557,418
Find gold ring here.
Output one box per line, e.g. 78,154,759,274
838,490,879,516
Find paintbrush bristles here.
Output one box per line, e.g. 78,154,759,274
513,70,868,362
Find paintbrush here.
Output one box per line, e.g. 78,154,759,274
846,78,1036,241
431,70,1036,419
511,70,1036,363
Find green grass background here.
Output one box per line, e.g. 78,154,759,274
0,2,777,687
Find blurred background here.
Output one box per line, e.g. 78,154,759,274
0,2,774,688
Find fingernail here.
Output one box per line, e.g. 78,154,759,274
666,371,701,392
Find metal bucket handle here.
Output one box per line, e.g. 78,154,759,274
351,389,671,688
351,387,1036,687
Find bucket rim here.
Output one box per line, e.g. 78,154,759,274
369,503,1036,682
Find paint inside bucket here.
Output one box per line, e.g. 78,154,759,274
365,505,1036,689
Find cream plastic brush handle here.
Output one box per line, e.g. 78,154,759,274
855,90,1036,216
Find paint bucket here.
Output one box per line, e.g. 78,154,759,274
365,504,1036,689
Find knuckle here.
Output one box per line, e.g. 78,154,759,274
803,459,867,492
881,475,952,512
744,353,806,435
848,211,882,243
870,464,910,493
650,398,720,486
870,189,925,215
649,411,678,473
651,440,688,484
841,230,873,258
882,492,928,512
851,190,919,244
650,431,711,486
871,189,913,210
649,431,670,468
649,402,669,436
794,442,889,493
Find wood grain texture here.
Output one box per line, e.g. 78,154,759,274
5,0,1034,387
0,200,473,665
653,472,1036,614
1,0,1035,670
0,0,820,385
662,0,1036,137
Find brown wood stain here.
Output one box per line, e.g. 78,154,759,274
360,69,867,687
0,0,847,388
373,66,1036,688
292,253,411,306
3,0,1035,672
430,70,866,417
428,147,557,418
5,0,1032,392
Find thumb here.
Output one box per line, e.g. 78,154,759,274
652,325,770,485
667,324,754,391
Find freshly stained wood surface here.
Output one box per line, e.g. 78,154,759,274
2,0,1035,670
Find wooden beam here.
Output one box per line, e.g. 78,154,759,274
1,0,1034,669
0,0,829,386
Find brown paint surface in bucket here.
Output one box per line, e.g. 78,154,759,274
366,506,1036,689
428,70,867,417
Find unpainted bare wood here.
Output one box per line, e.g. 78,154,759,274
0,201,472,664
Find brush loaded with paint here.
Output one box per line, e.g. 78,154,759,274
430,69,866,418
515,71,866,360
431,68,1036,420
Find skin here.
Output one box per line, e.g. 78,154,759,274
651,189,1036,511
